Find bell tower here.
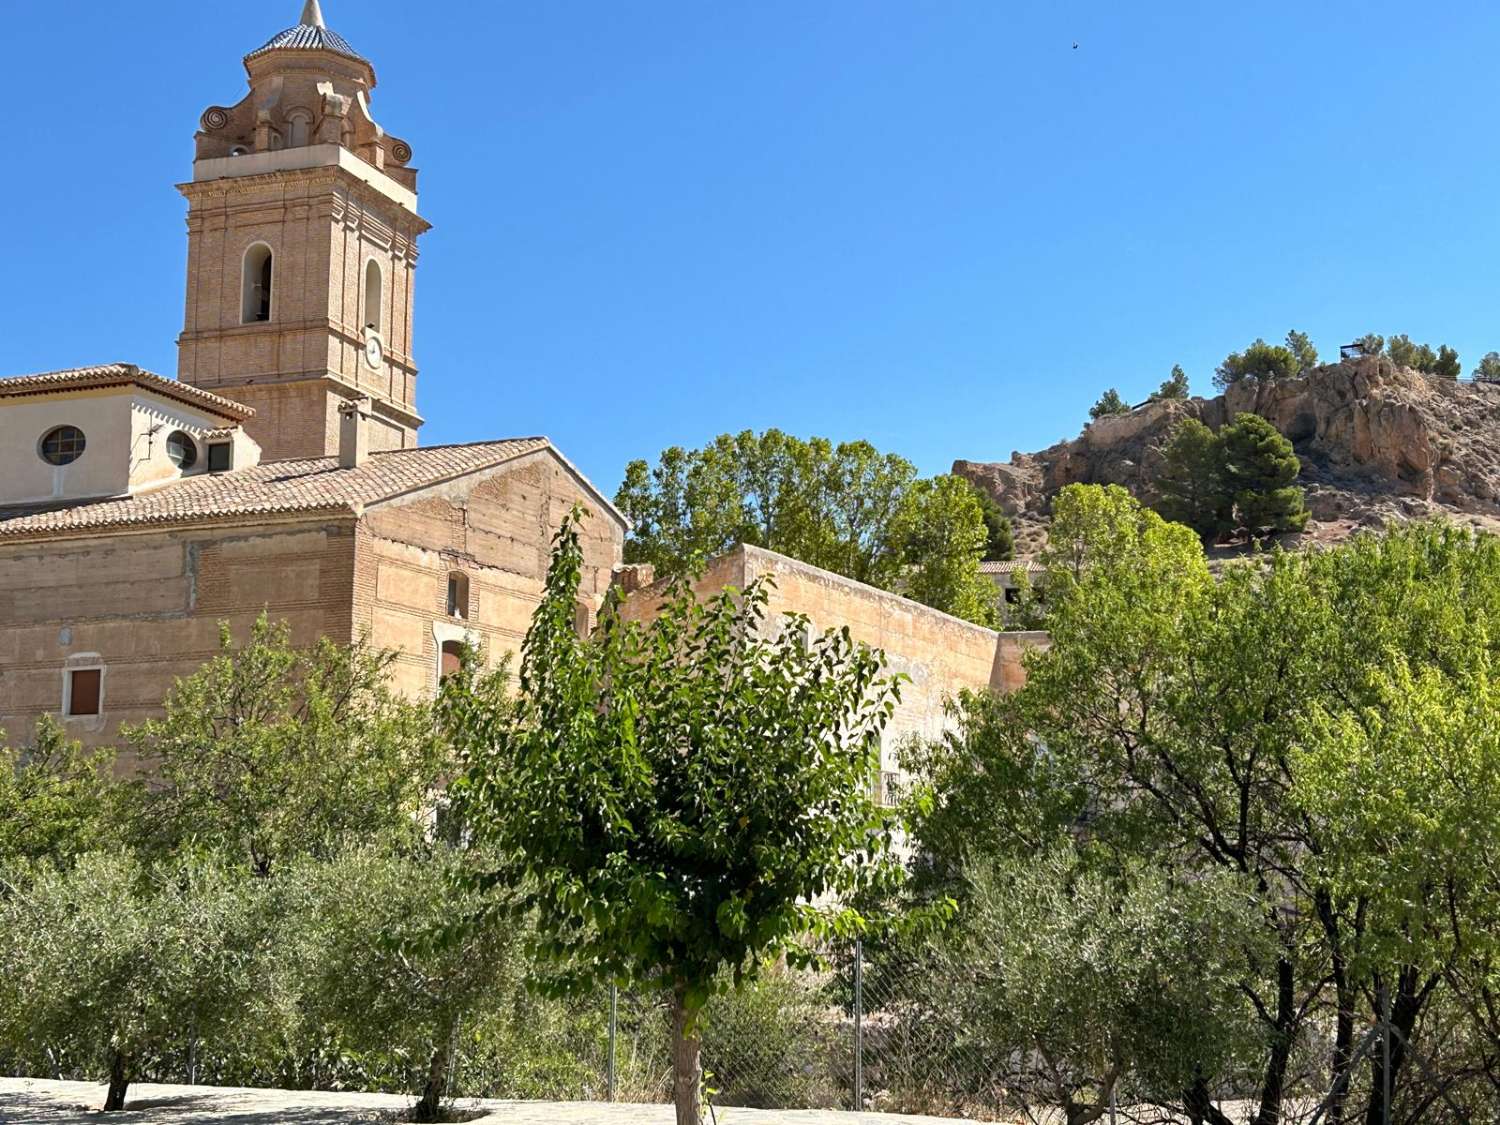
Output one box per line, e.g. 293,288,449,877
177,0,430,460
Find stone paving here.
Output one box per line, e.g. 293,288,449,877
0,1079,984,1125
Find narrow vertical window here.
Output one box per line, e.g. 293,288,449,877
439,640,464,681
66,668,102,717
446,572,469,619
286,109,312,148
242,243,273,324
364,259,383,335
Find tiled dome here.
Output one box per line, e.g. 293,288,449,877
245,0,367,65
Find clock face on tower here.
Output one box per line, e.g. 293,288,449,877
363,328,384,370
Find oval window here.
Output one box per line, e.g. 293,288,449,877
39,426,86,466
166,430,198,469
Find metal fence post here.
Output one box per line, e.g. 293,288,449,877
853,939,864,1112
607,984,618,1102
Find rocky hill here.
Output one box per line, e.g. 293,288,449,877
954,355,1500,555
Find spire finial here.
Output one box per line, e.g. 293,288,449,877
300,0,326,28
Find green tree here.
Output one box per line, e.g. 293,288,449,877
615,431,995,626
936,850,1261,1125
966,479,1015,562
895,476,1000,625
1149,364,1191,402
1089,388,1130,420
1214,337,1302,391
1154,417,1229,540
1353,333,1386,357
1220,412,1309,536
0,853,267,1111
1473,351,1500,382
1383,334,1460,379
0,717,118,867
1284,329,1319,372
278,843,519,1122
904,495,1500,1124
451,511,909,1125
122,614,443,874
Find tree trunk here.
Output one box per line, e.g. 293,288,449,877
412,1021,456,1124
103,1050,129,1112
1250,958,1298,1125
1364,967,1431,1125
1183,1075,1236,1125
670,983,704,1125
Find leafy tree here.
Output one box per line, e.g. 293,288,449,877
122,614,443,874
616,431,996,626
1149,364,1191,402
894,476,1000,625
277,843,519,1123
1284,329,1320,372
0,717,118,867
936,850,1261,1125
966,479,1015,562
1154,417,1229,540
451,511,909,1125
1088,388,1130,420
0,853,267,1111
904,494,1500,1124
1473,351,1500,382
1380,334,1461,379
1213,336,1302,391
1220,412,1308,536
1353,332,1385,357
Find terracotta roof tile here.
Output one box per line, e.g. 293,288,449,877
0,365,255,422
0,439,550,539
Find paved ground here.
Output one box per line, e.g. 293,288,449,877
0,1079,984,1125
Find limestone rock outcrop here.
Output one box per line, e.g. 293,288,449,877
956,356,1500,551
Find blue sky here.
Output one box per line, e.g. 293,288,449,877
3,1,1498,491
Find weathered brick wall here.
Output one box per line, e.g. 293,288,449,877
0,520,357,751
354,451,625,699
617,545,1048,778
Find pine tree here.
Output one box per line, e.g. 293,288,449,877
1155,418,1229,540
1220,413,1309,536
1089,388,1130,420
1150,365,1190,402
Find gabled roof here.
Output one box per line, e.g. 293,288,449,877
0,439,553,540
0,365,255,423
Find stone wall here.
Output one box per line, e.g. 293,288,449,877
354,450,626,699
0,519,358,751
618,545,1047,783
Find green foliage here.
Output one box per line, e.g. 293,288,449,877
1284,329,1319,372
934,850,1261,1122
274,842,519,1120
452,510,910,1120
965,479,1015,562
1473,351,1500,382
1088,387,1130,420
1213,334,1303,391
1219,412,1309,535
894,475,1000,626
1149,364,1190,401
903,496,1500,1123
615,430,996,626
122,614,443,874
1154,417,1229,540
0,718,118,867
1361,333,1461,379
0,852,269,1109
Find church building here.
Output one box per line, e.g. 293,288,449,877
0,2,627,748
0,3,1038,777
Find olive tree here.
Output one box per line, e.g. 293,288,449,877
451,510,907,1125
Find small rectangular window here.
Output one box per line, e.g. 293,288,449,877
68,669,101,717
207,443,232,473
447,574,469,619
